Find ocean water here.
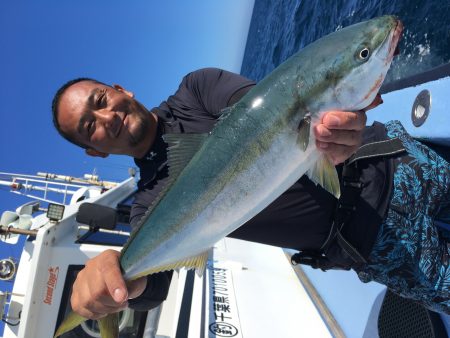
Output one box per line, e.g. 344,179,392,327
241,0,450,84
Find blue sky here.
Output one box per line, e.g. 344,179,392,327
0,1,254,182
0,0,254,327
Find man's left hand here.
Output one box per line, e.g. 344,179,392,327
313,110,367,165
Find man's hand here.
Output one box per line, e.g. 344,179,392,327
71,250,147,319
314,110,367,165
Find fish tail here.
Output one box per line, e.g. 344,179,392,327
54,311,118,338
53,311,86,337
99,313,119,338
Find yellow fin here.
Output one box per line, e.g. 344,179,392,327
195,250,210,277
99,313,119,338
307,154,340,198
54,311,87,337
131,250,210,280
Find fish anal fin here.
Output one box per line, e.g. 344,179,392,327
307,154,341,198
54,311,87,337
195,250,209,277
131,250,210,280
99,313,119,338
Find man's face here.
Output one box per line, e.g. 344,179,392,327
57,80,151,156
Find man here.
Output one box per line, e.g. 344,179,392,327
53,68,450,317
52,68,367,318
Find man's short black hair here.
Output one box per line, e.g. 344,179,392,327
51,77,106,149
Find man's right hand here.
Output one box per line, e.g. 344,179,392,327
71,249,147,319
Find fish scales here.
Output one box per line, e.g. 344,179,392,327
126,103,299,274
121,86,313,278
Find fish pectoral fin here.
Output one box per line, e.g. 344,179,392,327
133,250,210,280
307,154,341,198
99,313,119,338
54,311,87,337
296,113,312,151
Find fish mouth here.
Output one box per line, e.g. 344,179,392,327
363,93,383,111
389,19,403,57
356,18,403,110
352,17,403,111
387,19,403,63
362,19,403,111
372,17,403,65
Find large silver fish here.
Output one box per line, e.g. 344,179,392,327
56,15,402,337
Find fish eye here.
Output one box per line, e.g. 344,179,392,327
358,47,370,60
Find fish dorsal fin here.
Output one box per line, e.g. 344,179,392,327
122,133,208,252
163,133,209,178
130,250,210,280
307,154,341,198
150,133,208,211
